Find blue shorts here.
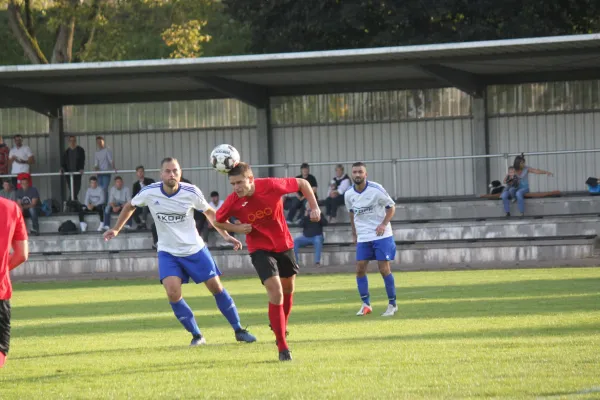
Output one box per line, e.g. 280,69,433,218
158,247,222,284
356,236,396,261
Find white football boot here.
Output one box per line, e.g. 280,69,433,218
356,303,373,316
381,304,398,317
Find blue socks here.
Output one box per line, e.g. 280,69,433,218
214,289,242,332
170,298,201,336
356,276,370,305
384,273,397,307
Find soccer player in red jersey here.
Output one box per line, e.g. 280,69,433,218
0,197,29,368
214,162,320,361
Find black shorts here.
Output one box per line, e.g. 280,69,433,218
0,300,10,356
250,249,299,284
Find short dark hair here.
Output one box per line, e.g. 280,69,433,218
161,157,179,168
300,162,310,169
89,176,97,182
114,176,123,182
210,191,219,197
228,162,253,178
135,165,145,172
352,162,366,169
96,136,104,141
336,164,344,171
13,134,22,139
68,135,76,139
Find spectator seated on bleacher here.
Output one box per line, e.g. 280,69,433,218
0,180,15,202
293,201,328,267
325,164,351,223
500,154,554,218
16,174,40,236
286,162,318,225
586,177,600,195
132,165,155,230
101,176,132,231
79,176,106,232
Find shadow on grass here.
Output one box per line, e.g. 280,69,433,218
12,277,600,322
11,291,600,338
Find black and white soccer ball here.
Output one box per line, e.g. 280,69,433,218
210,144,240,174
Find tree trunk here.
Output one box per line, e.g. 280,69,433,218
7,1,48,64
51,17,76,63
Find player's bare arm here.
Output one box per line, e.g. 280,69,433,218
204,208,243,250
8,240,29,271
296,178,321,222
213,220,252,234
349,212,357,244
103,201,136,241
376,205,396,236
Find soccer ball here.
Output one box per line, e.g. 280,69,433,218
210,144,240,174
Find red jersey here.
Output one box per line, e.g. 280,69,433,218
0,197,28,300
216,178,299,253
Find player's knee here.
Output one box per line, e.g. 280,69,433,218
378,262,391,276
356,262,368,277
165,287,182,302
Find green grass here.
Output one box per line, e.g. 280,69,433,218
1,268,599,399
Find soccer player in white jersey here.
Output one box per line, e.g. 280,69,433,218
344,162,398,317
103,158,257,346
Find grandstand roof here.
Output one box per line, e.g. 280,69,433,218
1,33,600,115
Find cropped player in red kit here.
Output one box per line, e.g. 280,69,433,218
214,163,320,361
0,197,30,368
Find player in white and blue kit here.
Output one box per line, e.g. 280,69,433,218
344,162,398,317
103,157,256,345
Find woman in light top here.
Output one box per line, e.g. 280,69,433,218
501,154,553,218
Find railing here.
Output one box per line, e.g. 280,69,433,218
2,148,600,201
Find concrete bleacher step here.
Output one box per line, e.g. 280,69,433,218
13,236,596,280
27,195,600,234
27,216,600,255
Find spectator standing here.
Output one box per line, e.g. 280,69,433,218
16,175,40,236
325,164,351,223
79,176,106,232
0,136,9,177
94,136,115,201
8,135,35,189
60,135,86,202
132,165,155,230
286,162,318,224
101,176,132,231
0,180,16,202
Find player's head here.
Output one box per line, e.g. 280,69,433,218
89,176,98,188
351,162,367,185
114,176,123,189
160,157,181,189
300,162,310,178
228,162,254,197
136,165,145,180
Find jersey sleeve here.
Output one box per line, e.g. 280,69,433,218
190,186,210,212
374,185,395,208
216,194,235,223
13,204,28,241
130,187,148,207
270,177,300,196
344,191,354,213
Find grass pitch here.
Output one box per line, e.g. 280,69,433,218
1,267,599,399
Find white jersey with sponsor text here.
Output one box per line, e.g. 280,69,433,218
344,181,395,243
130,182,210,257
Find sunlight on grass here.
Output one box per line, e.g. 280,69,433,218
1,268,599,399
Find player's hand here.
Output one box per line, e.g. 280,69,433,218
239,224,253,234
103,229,119,241
352,233,357,245
225,236,242,251
309,207,321,222
376,224,386,236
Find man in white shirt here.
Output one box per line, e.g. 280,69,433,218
8,135,35,188
101,176,132,231
325,164,351,223
103,157,256,346
344,162,398,318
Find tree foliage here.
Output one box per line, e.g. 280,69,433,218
222,0,600,53
0,0,249,64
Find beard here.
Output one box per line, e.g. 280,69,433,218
353,176,364,185
163,178,178,188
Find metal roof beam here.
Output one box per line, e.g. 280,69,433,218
193,76,268,108
0,86,62,117
62,90,227,106
419,65,485,98
488,67,600,85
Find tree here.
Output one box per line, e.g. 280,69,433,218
0,0,248,65
222,0,600,54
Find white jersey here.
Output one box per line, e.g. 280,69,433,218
344,181,395,243
131,182,210,257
